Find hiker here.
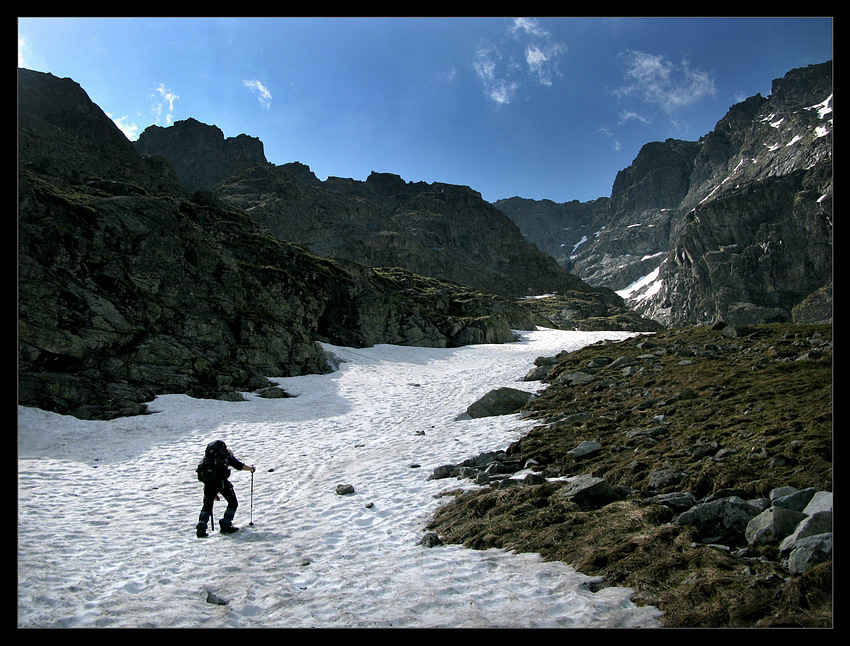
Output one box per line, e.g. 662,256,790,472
195,440,255,538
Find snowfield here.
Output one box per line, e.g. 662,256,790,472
18,328,664,628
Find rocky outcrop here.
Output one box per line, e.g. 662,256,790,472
134,118,267,193
17,68,537,419
497,139,701,293
19,168,541,419
516,293,663,332
648,165,832,326
134,121,608,303
498,61,832,327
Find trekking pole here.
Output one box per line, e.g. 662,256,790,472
249,469,254,526
211,493,219,532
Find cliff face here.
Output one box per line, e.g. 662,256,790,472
496,139,703,293
18,68,186,198
499,61,832,327
491,196,609,272
651,163,832,326
647,62,832,327
17,68,538,420
215,162,598,301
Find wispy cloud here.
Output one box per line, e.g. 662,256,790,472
474,18,567,105
152,83,179,126
599,49,715,149
244,79,272,108
473,45,519,105
597,126,622,152
618,110,651,126
614,50,716,122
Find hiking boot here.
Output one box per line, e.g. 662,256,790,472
196,527,208,538
219,524,240,535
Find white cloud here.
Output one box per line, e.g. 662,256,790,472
510,17,547,38
473,18,566,105
244,79,272,108
618,110,651,126
110,114,139,141
616,50,716,116
152,83,179,126
473,45,519,105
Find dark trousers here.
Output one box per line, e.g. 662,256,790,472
197,479,239,529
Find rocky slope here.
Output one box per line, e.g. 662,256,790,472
17,68,539,419
427,322,832,627
497,61,833,328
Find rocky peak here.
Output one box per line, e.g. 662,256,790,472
365,170,409,193
492,196,609,272
608,139,702,217
769,60,833,109
677,61,831,220
280,161,324,186
134,117,267,192
128,109,645,317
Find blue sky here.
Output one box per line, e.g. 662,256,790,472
18,17,832,204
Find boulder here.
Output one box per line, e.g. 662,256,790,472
567,440,601,460
523,365,552,381
779,510,833,555
419,532,443,548
674,496,762,545
428,465,458,481
458,387,536,420
803,491,833,516
745,506,808,546
787,533,832,574
772,487,817,512
647,468,685,490
556,474,620,511
649,491,697,512
555,371,596,387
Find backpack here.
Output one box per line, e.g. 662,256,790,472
196,440,231,483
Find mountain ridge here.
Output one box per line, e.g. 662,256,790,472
134,120,626,306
